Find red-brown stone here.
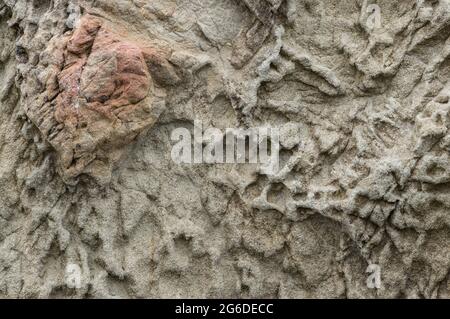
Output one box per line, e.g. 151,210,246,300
27,15,179,183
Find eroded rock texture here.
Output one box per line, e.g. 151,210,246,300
26,14,178,184
0,0,449,298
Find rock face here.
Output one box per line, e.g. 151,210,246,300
0,0,449,299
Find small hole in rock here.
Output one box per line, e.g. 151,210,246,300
15,46,29,63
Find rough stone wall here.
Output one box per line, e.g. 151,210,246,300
0,0,449,298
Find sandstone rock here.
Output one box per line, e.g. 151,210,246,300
26,15,176,183
0,0,449,299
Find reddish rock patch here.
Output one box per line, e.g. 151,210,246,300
27,15,177,183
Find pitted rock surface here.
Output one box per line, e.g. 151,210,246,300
0,0,448,299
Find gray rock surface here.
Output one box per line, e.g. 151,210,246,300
0,0,449,298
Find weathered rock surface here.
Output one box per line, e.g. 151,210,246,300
0,0,449,299
25,14,177,184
